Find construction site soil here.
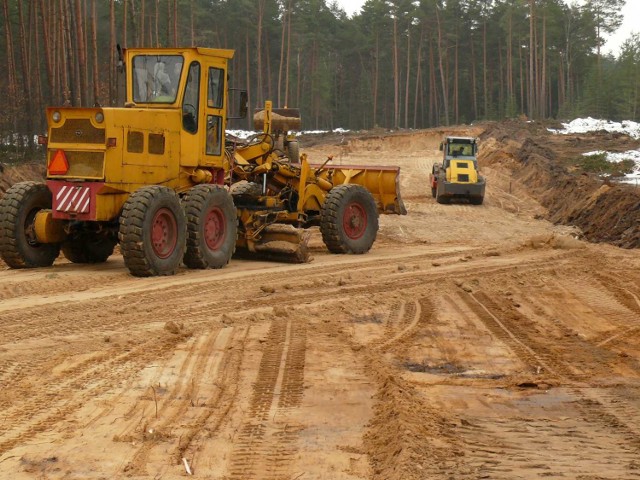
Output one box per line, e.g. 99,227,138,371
0,120,639,479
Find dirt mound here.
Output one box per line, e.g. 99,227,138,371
0,163,45,196
480,121,640,249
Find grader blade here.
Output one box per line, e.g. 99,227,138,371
240,224,311,263
315,164,407,215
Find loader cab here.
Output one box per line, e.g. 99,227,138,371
442,136,477,169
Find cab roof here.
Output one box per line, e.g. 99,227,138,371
124,47,235,60
445,136,476,143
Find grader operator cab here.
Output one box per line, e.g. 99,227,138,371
0,47,406,277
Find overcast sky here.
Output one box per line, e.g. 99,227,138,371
333,0,638,55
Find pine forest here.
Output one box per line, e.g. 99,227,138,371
0,0,636,146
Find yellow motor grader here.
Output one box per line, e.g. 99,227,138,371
0,47,405,277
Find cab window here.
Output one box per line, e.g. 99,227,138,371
132,54,183,103
208,68,224,109
182,62,200,134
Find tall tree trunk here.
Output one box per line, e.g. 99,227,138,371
373,32,379,126
428,38,436,126
435,8,449,125
296,49,301,109
92,0,99,104
3,0,18,132
483,19,488,118
519,43,524,114
528,0,536,118
284,1,292,106
173,0,178,46
74,0,88,105
110,0,116,103
413,26,423,129
39,0,54,104
123,0,128,46
404,27,411,129
61,0,75,105
507,6,513,102
17,0,34,136
470,34,478,120
33,1,45,130
190,0,194,46
392,16,399,128
540,10,547,118
256,0,265,107
266,35,272,102
454,35,459,124
245,32,252,129
278,5,287,106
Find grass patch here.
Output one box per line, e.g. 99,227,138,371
571,152,636,176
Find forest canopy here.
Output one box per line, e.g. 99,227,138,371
0,0,637,144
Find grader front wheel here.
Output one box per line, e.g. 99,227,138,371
0,181,60,268
320,184,379,254
119,186,186,277
183,185,237,269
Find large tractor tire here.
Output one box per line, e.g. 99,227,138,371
183,184,237,269
62,235,116,264
230,181,262,206
436,189,450,204
119,186,186,277
0,181,60,268
320,184,379,254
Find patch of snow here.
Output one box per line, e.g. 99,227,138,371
226,128,351,140
549,117,640,139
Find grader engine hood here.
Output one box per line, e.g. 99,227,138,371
44,106,184,221
45,106,183,182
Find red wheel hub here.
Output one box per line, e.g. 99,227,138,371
204,207,226,250
343,202,367,240
151,207,178,259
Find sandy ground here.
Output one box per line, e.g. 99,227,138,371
1,127,640,479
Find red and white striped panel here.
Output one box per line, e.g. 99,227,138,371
55,185,91,214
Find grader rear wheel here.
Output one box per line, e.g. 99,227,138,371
119,186,186,277
320,184,379,254
183,185,237,269
0,181,60,268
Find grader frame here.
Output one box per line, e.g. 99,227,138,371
0,47,405,277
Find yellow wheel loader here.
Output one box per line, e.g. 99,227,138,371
0,47,406,277
430,136,485,205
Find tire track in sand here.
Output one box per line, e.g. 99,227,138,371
227,317,307,480
456,289,640,478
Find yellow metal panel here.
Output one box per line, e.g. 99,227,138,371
94,192,135,221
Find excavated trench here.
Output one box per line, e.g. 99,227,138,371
478,120,640,249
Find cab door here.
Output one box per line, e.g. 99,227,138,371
202,63,227,169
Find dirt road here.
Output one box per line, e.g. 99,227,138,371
1,127,639,479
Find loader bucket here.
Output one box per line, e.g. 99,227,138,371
253,108,302,132
318,165,407,215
